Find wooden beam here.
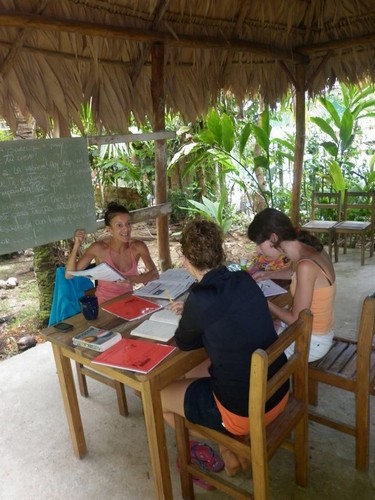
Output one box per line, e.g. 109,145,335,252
299,33,375,55
278,60,297,88
88,131,175,146
96,203,172,229
131,203,172,223
131,0,170,85
152,43,172,271
0,39,301,69
0,12,307,64
291,64,306,226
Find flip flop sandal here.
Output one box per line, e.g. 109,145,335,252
176,457,216,491
189,441,225,473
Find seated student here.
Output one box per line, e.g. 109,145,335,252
247,208,336,362
65,202,159,304
161,218,289,477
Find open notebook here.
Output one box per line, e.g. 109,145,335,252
131,308,180,342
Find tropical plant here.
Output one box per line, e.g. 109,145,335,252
169,107,294,214
310,82,375,197
184,193,232,235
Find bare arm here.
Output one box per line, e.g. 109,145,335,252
65,229,98,278
267,260,316,326
251,267,293,282
127,240,159,285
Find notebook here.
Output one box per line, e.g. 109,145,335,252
131,309,180,342
92,338,176,374
102,295,163,321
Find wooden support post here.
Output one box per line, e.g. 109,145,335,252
151,42,172,271
291,64,306,226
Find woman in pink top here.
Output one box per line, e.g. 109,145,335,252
66,202,159,304
247,208,336,362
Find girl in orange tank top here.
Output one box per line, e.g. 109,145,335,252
247,208,336,362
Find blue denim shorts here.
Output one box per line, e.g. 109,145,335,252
184,377,227,433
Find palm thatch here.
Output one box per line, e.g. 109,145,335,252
0,0,375,132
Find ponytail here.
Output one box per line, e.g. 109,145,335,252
295,229,324,252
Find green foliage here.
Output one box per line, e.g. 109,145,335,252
310,83,375,197
184,194,232,235
328,160,346,202
168,189,194,223
168,106,296,211
0,127,13,141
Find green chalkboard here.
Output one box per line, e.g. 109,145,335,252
0,137,97,255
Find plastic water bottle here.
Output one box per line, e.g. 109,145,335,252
240,258,248,271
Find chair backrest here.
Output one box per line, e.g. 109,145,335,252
342,190,375,224
250,309,313,417
249,310,313,472
356,292,375,383
310,191,341,222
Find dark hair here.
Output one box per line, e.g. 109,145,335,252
104,202,130,227
181,219,225,270
247,208,323,252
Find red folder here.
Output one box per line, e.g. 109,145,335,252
92,337,176,374
102,295,162,321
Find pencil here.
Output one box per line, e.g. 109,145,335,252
164,289,174,303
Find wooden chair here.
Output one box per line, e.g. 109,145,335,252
308,291,375,471
334,190,375,265
302,191,341,262
174,309,313,499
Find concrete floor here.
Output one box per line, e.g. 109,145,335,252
1,247,375,500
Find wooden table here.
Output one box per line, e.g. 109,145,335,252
41,281,291,499
41,297,207,500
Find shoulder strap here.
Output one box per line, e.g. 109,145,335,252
296,258,333,286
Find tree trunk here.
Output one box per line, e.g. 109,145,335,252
253,99,267,212
33,244,56,326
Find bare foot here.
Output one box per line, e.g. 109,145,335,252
219,447,241,477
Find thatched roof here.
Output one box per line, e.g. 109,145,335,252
1,1,375,132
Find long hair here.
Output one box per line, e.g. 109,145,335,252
247,208,323,252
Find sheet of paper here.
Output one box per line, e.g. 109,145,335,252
134,268,196,300
257,279,288,297
68,262,124,282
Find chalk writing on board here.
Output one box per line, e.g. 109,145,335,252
0,137,96,255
